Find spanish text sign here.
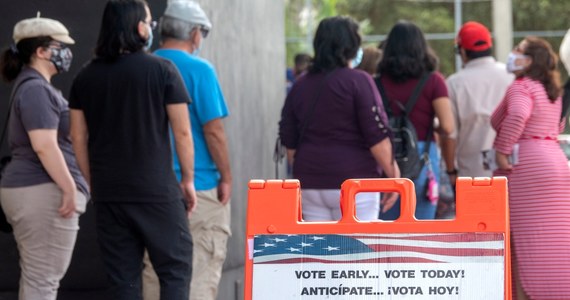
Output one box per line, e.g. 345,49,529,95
251,233,504,299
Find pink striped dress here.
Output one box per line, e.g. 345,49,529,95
492,77,570,299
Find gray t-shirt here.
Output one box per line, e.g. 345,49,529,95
0,68,88,196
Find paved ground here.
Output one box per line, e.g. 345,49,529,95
0,291,109,300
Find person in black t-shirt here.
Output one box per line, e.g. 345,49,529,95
69,1,196,299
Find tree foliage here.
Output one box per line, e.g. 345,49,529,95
286,0,570,77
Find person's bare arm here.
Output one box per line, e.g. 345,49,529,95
433,97,455,137
203,118,232,205
29,129,76,218
433,96,457,185
70,109,90,187
440,136,457,186
167,103,197,215
286,149,296,166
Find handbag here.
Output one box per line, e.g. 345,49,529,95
0,77,37,233
273,70,335,178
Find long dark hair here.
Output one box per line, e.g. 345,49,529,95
378,20,437,82
95,0,148,60
522,36,561,102
310,16,361,73
1,37,52,82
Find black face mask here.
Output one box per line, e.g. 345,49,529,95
49,46,73,73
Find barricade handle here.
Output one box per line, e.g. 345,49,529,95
339,178,416,223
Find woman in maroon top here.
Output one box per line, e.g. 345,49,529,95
279,16,399,221
376,20,454,220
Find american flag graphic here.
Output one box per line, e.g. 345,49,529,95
253,233,505,264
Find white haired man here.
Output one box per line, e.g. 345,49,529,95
142,1,231,300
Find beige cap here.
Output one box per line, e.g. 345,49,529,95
13,16,75,44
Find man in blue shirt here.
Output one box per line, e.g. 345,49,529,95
142,2,231,300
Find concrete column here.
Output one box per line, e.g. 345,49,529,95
492,0,513,63
196,1,286,299
454,0,462,72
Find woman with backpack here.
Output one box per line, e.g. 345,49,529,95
375,20,454,220
279,16,400,221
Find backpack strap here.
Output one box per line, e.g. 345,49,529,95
374,76,393,117
414,73,434,165
1,76,39,146
404,72,432,116
408,73,435,164
375,73,432,117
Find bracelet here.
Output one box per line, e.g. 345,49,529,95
446,169,458,175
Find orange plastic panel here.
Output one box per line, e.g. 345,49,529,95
244,177,510,299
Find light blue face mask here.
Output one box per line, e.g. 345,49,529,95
191,29,204,56
192,42,202,56
351,47,363,68
144,24,153,51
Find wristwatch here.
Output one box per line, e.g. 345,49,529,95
446,169,458,175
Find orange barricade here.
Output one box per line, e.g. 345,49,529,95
244,178,510,299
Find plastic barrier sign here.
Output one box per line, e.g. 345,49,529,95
245,178,510,299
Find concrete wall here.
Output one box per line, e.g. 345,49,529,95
0,1,285,299
196,1,285,299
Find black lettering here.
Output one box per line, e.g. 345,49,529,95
294,270,325,279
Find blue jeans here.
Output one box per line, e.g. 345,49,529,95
379,141,440,220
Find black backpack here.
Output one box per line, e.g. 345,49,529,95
375,73,433,180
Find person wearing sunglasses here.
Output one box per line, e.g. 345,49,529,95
141,2,231,300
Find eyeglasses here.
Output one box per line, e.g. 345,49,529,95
199,26,209,38
48,41,67,49
145,20,157,31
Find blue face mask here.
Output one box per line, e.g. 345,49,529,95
144,24,153,51
192,43,201,56
351,47,363,68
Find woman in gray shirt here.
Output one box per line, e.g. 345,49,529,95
0,16,88,300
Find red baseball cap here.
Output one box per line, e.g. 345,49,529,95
456,21,492,51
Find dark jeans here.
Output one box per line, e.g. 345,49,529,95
94,200,192,300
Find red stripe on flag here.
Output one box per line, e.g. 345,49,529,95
256,257,443,264
367,244,504,257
